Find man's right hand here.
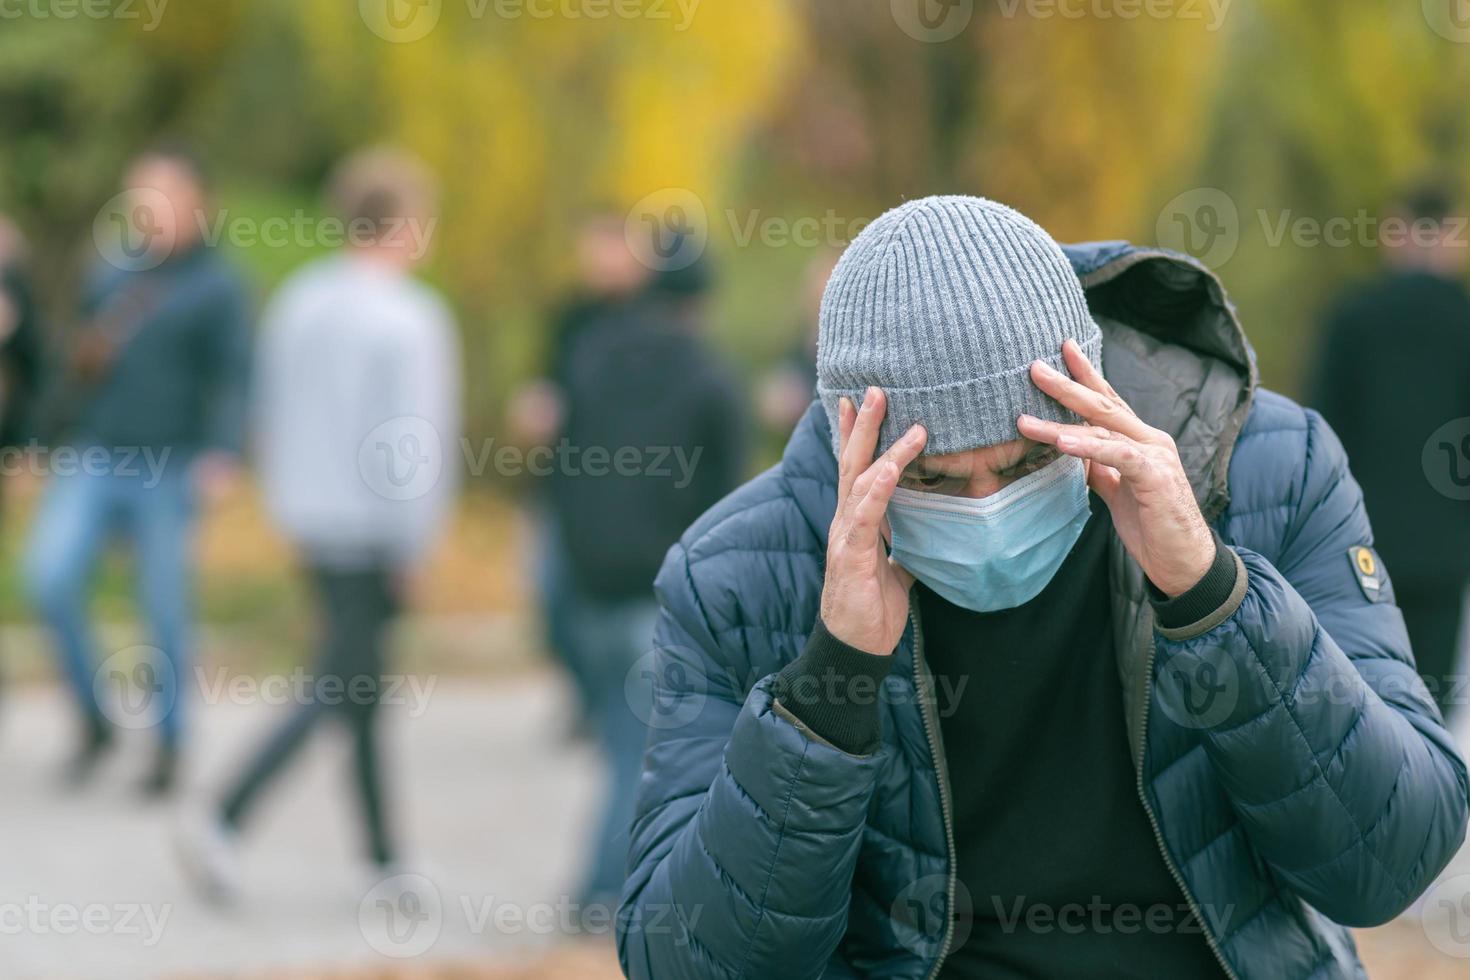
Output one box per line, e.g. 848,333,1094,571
821,388,927,656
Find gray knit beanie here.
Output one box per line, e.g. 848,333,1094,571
817,195,1102,457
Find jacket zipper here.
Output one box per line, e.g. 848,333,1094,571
1133,635,1240,980
908,599,958,980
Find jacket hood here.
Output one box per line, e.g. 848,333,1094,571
1063,239,1257,393
781,241,1259,547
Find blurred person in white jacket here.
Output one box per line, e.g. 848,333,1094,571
179,148,460,898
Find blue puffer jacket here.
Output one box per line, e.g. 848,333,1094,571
617,242,1469,979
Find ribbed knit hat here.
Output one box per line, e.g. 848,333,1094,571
817,195,1102,457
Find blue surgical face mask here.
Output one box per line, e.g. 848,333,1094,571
886,455,1091,613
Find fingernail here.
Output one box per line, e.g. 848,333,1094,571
907,423,924,438
1017,413,1037,425
1032,360,1055,375
839,397,852,412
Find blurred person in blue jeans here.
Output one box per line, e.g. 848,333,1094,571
551,247,746,911
506,210,653,733
25,147,251,795
178,148,459,900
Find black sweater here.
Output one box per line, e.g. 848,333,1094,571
776,498,1239,978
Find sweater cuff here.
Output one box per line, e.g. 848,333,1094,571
1148,529,1248,639
772,618,895,756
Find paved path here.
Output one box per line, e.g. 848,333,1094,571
0,676,609,979
4,672,1470,979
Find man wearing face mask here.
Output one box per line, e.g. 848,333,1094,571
618,196,1468,980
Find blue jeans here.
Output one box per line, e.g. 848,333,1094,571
25,458,196,744
566,595,659,904
527,505,598,719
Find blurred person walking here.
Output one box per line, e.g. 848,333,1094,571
552,247,746,911
1311,181,1470,717
24,147,251,795
179,149,459,899
506,210,652,732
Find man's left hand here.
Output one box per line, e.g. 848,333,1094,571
1017,338,1216,597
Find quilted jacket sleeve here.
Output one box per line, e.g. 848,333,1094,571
1152,409,1469,926
617,541,887,980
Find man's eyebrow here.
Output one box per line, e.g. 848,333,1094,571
994,440,1061,473
901,456,970,476
994,443,1033,467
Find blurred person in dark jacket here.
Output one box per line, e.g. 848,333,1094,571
506,210,653,730
1311,181,1470,716
24,147,251,795
552,245,746,910
177,149,459,901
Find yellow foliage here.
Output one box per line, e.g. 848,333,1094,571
971,13,1226,243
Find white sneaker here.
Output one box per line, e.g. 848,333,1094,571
175,808,243,906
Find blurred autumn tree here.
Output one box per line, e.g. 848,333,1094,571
0,0,799,437
769,0,1225,239
1,0,1466,431
1196,0,1470,388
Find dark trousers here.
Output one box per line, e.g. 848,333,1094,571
1397,582,1468,717
221,564,399,866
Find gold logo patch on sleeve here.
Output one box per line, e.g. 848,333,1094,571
1348,546,1386,602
